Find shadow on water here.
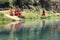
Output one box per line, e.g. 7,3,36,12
0,19,60,40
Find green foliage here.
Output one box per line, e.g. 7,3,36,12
0,13,4,16
0,13,10,21
40,0,50,10
18,15,25,19
1,0,10,3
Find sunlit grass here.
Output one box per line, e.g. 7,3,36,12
0,6,60,20
0,13,11,21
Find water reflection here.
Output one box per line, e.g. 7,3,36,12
10,23,23,31
0,19,60,40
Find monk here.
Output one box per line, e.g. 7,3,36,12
14,9,22,16
10,7,14,16
42,9,45,16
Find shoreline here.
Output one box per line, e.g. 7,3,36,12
0,9,60,21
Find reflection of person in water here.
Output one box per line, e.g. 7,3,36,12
42,20,45,27
10,23,23,31
11,24,14,31
15,24,23,30
39,24,52,40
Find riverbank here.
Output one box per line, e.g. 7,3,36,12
0,9,60,21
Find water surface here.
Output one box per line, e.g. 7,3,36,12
0,19,60,40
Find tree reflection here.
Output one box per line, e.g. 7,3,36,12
0,19,60,40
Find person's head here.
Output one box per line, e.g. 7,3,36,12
42,8,45,11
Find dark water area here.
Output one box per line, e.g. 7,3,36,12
0,19,60,40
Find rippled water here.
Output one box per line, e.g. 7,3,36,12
0,19,60,40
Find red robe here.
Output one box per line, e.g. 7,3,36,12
10,10,14,16
15,10,21,16
42,10,45,16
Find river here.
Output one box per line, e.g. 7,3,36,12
0,19,60,40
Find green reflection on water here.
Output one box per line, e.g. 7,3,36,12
0,19,60,40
